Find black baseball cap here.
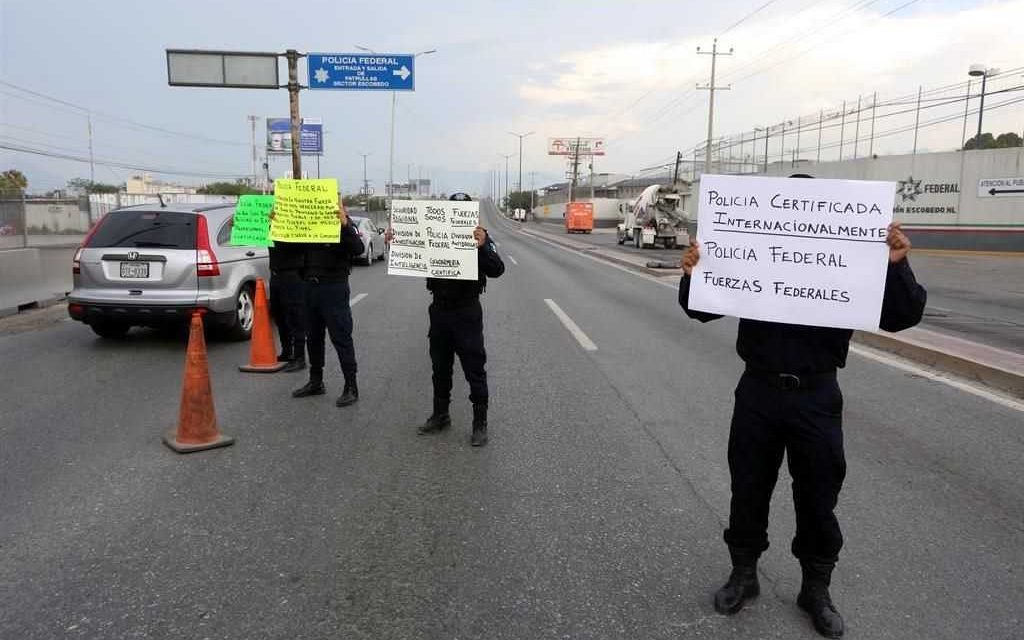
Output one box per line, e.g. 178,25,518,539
449,192,472,201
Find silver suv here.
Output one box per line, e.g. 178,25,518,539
68,202,269,340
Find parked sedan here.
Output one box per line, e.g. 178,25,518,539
68,203,269,340
350,215,387,265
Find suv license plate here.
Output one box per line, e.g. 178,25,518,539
120,262,149,278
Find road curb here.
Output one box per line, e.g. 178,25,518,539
853,331,1023,398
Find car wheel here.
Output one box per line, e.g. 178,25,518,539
225,284,255,341
366,243,374,266
90,320,130,339
634,233,641,249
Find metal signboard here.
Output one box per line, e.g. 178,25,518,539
978,177,1024,198
166,50,279,89
266,117,323,155
548,137,606,156
306,53,415,91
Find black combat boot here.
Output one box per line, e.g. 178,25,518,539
277,347,292,362
417,398,451,434
797,560,844,638
292,372,323,397
336,378,359,407
470,402,488,447
713,547,761,614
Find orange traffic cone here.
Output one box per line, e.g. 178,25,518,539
239,278,286,373
163,311,234,453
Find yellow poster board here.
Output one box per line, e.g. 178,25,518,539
269,178,340,242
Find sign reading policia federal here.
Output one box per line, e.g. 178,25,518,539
690,174,896,332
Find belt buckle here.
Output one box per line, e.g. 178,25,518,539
778,373,801,390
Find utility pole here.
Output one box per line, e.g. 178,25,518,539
528,171,537,213
697,39,732,176
912,86,923,155
838,100,846,162
961,80,972,149
794,118,801,168
761,127,769,173
570,137,581,202
853,95,861,159
780,121,786,166
870,92,877,157
359,153,371,205
87,113,95,183
286,49,302,179
672,151,682,184
499,153,514,210
248,115,257,186
817,109,823,163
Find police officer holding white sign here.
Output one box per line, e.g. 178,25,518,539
678,174,927,638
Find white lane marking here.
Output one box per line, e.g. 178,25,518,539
350,293,368,306
508,255,519,265
518,226,1023,410
849,344,1024,413
544,299,598,352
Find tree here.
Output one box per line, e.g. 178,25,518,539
994,132,1023,148
67,178,120,194
964,131,1023,150
504,190,533,211
0,169,28,195
198,180,259,196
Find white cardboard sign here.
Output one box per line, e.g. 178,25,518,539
387,200,479,281
690,174,895,331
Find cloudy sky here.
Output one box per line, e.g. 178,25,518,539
1,0,1022,194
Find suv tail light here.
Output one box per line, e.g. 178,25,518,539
195,214,220,277
73,215,108,275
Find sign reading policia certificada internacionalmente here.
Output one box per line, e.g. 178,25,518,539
690,174,896,332
387,200,479,281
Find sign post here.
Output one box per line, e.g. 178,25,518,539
689,174,895,331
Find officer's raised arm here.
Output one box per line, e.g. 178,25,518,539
337,207,365,256
678,241,723,323
879,223,927,332
475,226,505,279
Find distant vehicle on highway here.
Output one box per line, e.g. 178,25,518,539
350,215,387,265
68,202,269,340
565,202,594,234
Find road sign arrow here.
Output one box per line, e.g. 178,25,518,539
393,65,411,81
989,188,1024,196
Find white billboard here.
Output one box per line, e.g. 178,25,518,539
548,137,606,156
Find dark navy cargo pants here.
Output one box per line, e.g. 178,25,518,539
429,298,488,405
724,371,847,563
304,280,357,383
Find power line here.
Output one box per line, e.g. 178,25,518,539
0,141,249,179
0,80,249,148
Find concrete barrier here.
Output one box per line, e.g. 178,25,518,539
0,246,74,317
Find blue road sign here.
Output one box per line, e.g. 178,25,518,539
307,53,415,91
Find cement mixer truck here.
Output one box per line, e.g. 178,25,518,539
616,184,691,249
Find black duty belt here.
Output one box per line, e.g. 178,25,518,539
744,367,836,391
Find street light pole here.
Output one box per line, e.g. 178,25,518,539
969,65,994,147
356,45,436,218
358,152,371,205
499,153,514,210
508,131,535,194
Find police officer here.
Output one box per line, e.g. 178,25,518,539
269,242,307,373
678,176,926,638
398,192,505,446
291,206,366,407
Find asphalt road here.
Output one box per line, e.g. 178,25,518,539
1,201,1021,639
529,219,1024,354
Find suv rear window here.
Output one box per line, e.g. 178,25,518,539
87,211,196,249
